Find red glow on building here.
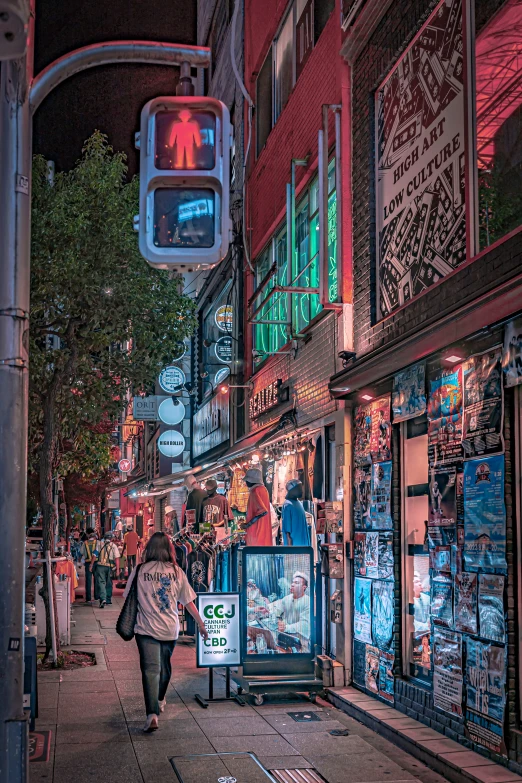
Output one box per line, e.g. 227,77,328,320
167,110,202,169
475,0,522,169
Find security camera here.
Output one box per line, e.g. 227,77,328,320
338,350,357,367
0,0,29,61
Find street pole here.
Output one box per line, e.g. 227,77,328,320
0,34,33,783
0,15,210,777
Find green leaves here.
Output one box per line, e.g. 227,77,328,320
30,131,196,483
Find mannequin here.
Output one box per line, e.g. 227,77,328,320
243,467,272,546
282,479,310,546
184,474,206,532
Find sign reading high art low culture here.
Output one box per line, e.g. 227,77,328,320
376,0,466,316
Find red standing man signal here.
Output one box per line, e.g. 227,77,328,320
168,109,202,169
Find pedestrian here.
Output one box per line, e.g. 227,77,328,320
123,532,208,732
122,524,141,576
91,531,120,608
243,467,272,546
80,527,98,604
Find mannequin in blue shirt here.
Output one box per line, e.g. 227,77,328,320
282,479,310,547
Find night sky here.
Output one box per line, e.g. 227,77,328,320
33,0,196,176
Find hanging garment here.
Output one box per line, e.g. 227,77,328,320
187,549,211,593
245,484,272,546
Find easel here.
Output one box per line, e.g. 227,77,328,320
195,666,246,708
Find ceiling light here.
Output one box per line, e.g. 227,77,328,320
361,394,373,401
444,353,464,363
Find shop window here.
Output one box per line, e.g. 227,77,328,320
309,160,337,305
476,0,522,250
401,415,432,684
253,236,288,359
274,8,295,121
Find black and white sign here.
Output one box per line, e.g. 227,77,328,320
158,365,186,393
376,0,466,317
215,336,233,364
197,593,241,668
133,395,159,421
157,430,185,457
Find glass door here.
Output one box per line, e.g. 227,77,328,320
402,415,432,684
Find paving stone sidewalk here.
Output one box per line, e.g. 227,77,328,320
30,583,447,783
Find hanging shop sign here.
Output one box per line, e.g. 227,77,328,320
133,395,160,421
214,336,233,364
249,379,286,419
214,366,230,385
197,593,241,668
172,343,187,362
375,0,466,317
157,430,185,457
158,398,186,425
118,459,131,473
193,393,230,458
158,365,186,393
215,304,234,333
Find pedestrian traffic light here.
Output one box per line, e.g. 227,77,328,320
137,96,232,270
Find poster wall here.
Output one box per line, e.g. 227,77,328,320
376,0,466,317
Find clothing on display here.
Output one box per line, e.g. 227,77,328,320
201,492,231,527
228,467,249,513
245,483,272,546
282,498,310,546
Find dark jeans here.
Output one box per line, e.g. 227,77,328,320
136,634,176,716
84,562,93,601
94,564,113,602
127,554,136,573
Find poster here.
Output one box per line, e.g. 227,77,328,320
379,651,395,703
392,363,426,422
427,366,463,467
354,404,372,465
465,637,507,755
365,645,380,694
353,639,366,687
378,532,394,580
354,532,367,577
354,577,372,644
412,631,432,670
365,532,379,578
502,317,522,388
372,580,394,650
429,466,456,525
462,348,503,458
431,574,453,627
463,455,507,572
354,465,372,529
454,572,477,634
376,0,466,317
478,574,505,643
370,396,392,462
433,628,463,716
370,461,393,529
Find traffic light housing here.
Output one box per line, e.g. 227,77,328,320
137,96,232,270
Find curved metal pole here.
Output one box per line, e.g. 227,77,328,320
30,41,211,113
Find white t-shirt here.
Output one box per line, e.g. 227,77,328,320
123,561,196,641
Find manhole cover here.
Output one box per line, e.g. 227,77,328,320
288,711,321,722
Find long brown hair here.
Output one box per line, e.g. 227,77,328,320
142,532,179,576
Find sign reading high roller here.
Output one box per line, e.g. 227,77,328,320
137,96,233,270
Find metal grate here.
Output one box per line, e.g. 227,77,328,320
272,770,326,783
288,711,322,723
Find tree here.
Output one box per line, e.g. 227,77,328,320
30,132,196,656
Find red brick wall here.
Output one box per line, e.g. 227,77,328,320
245,9,342,258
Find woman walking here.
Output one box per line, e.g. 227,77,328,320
123,532,208,732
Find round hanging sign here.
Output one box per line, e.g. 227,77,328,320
214,304,233,333
157,430,186,457
214,336,233,364
214,367,230,385
158,398,186,425
158,365,186,393
118,459,131,473
171,343,187,362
